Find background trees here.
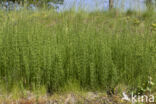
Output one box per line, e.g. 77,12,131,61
146,0,154,10
109,0,113,9
0,0,64,4
29,0,64,4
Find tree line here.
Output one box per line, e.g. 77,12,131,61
0,0,155,10
0,0,64,4
109,0,155,10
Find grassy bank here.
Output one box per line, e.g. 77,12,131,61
0,9,156,95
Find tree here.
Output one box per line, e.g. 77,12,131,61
109,0,113,10
146,0,153,10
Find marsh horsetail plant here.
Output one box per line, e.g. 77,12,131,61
0,8,155,95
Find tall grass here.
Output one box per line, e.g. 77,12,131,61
0,9,155,94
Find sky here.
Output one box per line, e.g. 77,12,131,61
58,0,147,12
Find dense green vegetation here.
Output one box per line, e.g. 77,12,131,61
0,9,155,94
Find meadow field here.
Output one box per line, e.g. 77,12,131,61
0,8,156,103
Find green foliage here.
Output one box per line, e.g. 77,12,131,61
0,10,155,93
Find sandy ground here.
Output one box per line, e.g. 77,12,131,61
0,92,132,104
